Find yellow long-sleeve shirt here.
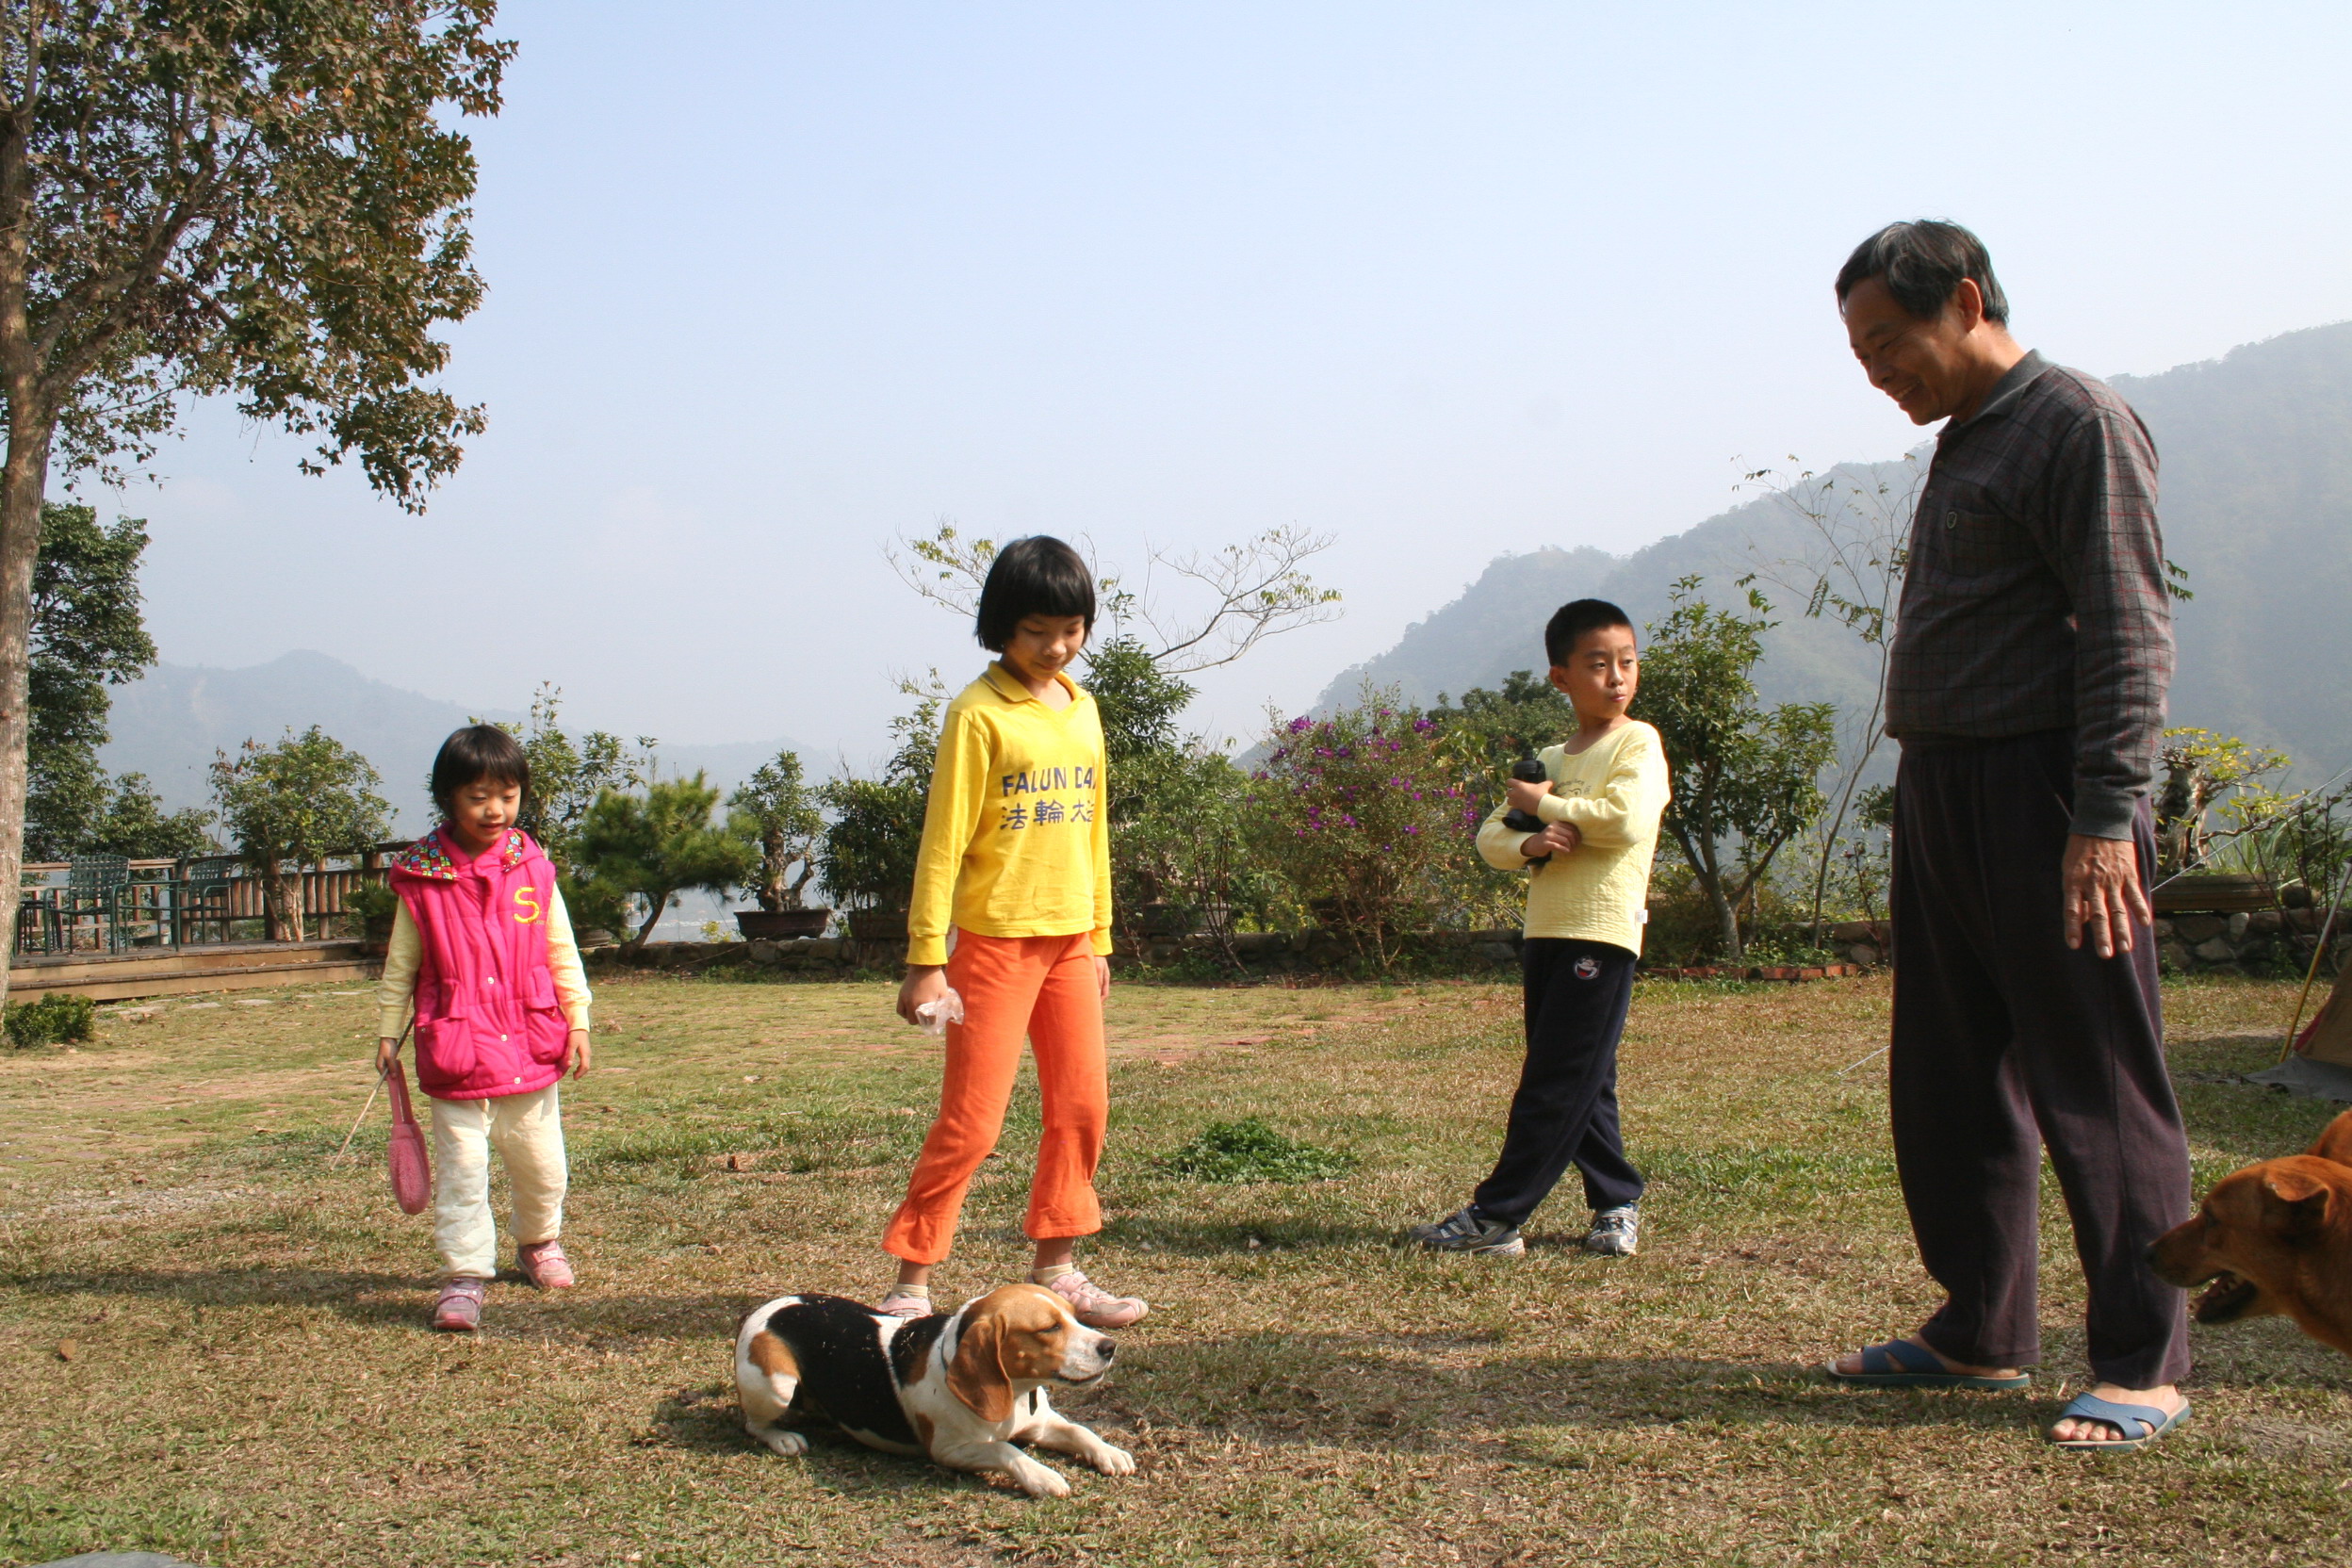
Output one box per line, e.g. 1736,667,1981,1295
1475,719,1669,955
376,887,593,1039
906,662,1113,968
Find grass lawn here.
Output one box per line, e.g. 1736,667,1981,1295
2,969,2347,1566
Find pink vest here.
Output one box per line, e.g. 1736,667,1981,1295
388,826,571,1101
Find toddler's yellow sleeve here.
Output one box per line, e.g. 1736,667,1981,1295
377,901,419,1039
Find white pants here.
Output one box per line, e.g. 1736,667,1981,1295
429,1086,567,1279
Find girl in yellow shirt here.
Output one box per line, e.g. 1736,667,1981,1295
880,536,1145,1329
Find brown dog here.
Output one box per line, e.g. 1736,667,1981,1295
2146,1108,2352,1356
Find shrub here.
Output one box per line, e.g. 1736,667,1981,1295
1153,1118,1358,1184
1243,688,1479,962
6,992,96,1048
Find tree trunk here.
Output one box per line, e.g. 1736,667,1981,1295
0,415,55,1010
629,891,666,951
261,858,306,943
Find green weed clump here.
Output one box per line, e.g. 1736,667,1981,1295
1154,1117,1358,1184
5,991,95,1048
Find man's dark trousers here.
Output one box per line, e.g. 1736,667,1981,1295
1891,729,2191,1388
1472,938,1644,1226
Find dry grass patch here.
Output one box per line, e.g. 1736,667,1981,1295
1,971,2346,1565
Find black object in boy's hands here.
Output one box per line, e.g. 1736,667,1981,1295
1502,748,1549,834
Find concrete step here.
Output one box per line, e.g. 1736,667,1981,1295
9,940,381,1002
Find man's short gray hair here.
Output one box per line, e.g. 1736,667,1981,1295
1836,220,2009,326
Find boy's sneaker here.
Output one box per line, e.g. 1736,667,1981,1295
1043,1270,1149,1329
515,1239,575,1289
1583,1205,1640,1256
1409,1205,1526,1257
433,1276,487,1331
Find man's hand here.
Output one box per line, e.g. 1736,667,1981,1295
564,1028,594,1078
1506,776,1554,817
1522,823,1580,861
2063,832,2151,958
376,1036,400,1078
898,963,949,1025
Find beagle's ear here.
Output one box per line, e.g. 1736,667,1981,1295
946,1307,1016,1424
2263,1167,2334,1233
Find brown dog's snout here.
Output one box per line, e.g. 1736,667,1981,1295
1097,1337,1117,1361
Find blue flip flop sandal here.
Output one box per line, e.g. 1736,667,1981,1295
1822,1337,2033,1390
2047,1392,2191,1452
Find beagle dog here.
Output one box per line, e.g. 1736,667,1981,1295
734,1282,1135,1497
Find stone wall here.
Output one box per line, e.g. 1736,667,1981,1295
1822,911,2347,977
596,905,2344,982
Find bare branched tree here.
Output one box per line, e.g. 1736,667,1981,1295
1737,454,1923,936
885,518,1342,673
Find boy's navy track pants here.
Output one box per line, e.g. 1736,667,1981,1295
1472,937,1645,1227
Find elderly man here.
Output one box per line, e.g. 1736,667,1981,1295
1823,220,2191,1450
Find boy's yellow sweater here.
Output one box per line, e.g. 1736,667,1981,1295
906,662,1114,968
1475,720,1669,955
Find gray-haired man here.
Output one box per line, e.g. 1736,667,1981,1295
1822,220,2192,1450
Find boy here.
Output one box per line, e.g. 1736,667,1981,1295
1410,598,1669,1258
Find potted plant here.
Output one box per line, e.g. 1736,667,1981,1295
816,775,926,942
727,751,831,939
346,880,400,954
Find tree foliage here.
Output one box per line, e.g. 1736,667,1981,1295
0,1,510,995
489,685,649,871
1638,577,1837,960
24,499,208,857
728,749,824,912
571,773,759,951
208,725,389,940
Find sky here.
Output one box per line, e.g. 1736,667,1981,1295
82,0,2352,770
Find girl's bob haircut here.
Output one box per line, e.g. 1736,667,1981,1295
974,535,1095,653
431,725,531,817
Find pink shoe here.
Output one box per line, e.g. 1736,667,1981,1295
515,1239,576,1289
876,1288,932,1319
1044,1270,1148,1330
433,1276,487,1331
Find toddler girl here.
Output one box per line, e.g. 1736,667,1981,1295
377,725,594,1331
882,535,1146,1329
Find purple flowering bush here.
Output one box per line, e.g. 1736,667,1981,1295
1243,688,1484,960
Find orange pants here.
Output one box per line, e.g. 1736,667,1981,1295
884,931,1107,1266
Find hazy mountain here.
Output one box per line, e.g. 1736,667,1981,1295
1318,321,2352,787
97,650,805,832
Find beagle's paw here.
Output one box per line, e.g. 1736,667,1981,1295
1089,1442,1137,1477
751,1427,808,1457
1008,1455,1072,1498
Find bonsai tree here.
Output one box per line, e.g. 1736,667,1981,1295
729,750,825,911
209,727,391,941
571,773,760,951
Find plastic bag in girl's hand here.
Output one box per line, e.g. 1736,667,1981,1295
914,988,965,1036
